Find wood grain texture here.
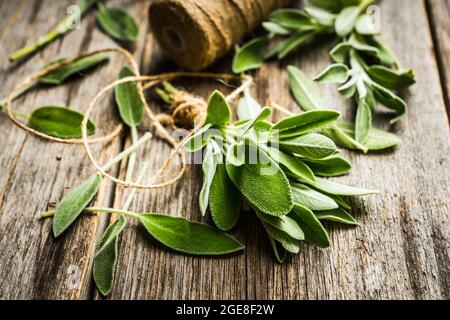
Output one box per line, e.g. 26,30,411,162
0,0,449,300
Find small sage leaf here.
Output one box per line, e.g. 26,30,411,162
262,22,290,35
139,214,244,255
315,208,357,225
226,145,293,216
53,173,102,237
355,98,372,143
335,6,361,36
262,222,300,254
93,215,126,296
40,53,110,85
367,66,415,90
232,37,269,73
289,204,330,247
205,91,232,126
303,155,352,177
314,63,350,84
365,36,396,66
272,110,340,138
209,164,241,231
371,82,407,123
330,42,352,63
288,65,326,111
237,91,262,121
115,67,144,127
310,177,379,196
355,14,379,35
348,34,379,55
279,133,337,160
270,9,313,30
276,30,315,59
291,183,339,211
304,7,336,27
267,233,287,263
96,5,139,43
28,106,95,139
199,143,218,216
268,148,316,184
184,124,214,152
337,77,357,98
256,209,304,241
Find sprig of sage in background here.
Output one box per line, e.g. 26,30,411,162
96,3,139,44
233,0,415,151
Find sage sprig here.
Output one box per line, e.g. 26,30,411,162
96,4,139,44
185,90,378,261
233,0,415,151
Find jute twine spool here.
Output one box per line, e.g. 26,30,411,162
149,0,293,70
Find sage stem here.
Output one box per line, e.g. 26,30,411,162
125,126,139,182
42,207,140,219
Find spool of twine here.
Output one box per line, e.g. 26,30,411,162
149,0,293,70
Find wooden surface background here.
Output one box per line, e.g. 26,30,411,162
0,0,448,300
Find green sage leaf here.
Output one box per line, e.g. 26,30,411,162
93,215,126,296
288,65,326,111
268,148,316,184
139,214,244,255
304,7,336,27
262,222,300,254
267,233,287,263
355,14,379,35
53,173,102,237
226,145,293,216
199,143,218,216
276,30,316,59
205,91,232,126
365,36,396,66
184,124,213,152
314,63,350,84
302,155,352,177
315,208,357,225
279,133,337,160
40,53,110,85
237,90,262,121
291,183,339,211
289,204,330,247
28,106,95,139
367,66,415,90
270,9,313,30
330,42,352,63
96,5,139,43
115,67,144,127
310,177,379,196
272,110,340,138
209,164,241,231
371,82,407,123
335,6,361,36
262,22,290,35
256,210,304,240
232,37,269,73
355,98,372,143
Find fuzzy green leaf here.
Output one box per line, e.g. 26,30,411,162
335,6,361,36
184,124,213,152
355,98,372,143
267,233,287,263
205,91,232,126
96,6,139,43
53,173,102,237
270,9,313,30
139,214,244,255
367,66,415,90
289,204,330,247
276,30,316,59
310,177,379,196
291,183,339,211
371,82,407,123
268,148,316,184
302,155,352,177
314,63,350,84
256,210,304,240
262,223,300,254
199,143,218,216
232,37,269,73
209,164,241,231
355,14,379,35
93,215,126,296
237,91,262,121
262,22,291,35
28,106,95,139
304,7,336,27
288,65,326,111
40,53,109,85
330,42,352,63
315,208,357,225
279,133,337,159
115,67,144,127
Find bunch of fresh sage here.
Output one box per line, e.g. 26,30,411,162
9,0,139,62
233,0,415,152
184,89,378,262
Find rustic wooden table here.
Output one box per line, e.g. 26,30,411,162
0,0,448,300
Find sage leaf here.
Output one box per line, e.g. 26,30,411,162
270,9,313,30
290,204,330,247
355,98,372,143
304,7,336,27
262,222,300,254
335,6,361,36
367,66,415,90
115,67,144,127
232,37,269,73
330,42,352,63
365,36,396,66
324,122,400,150
315,63,350,84
277,30,315,59
28,106,95,139
337,77,357,98
267,233,287,263
272,110,340,138
205,91,232,126
96,5,139,43
279,133,337,160
226,145,293,216
40,53,110,85
226,142,246,167
53,173,102,237
199,143,218,216
237,91,262,121
355,14,379,35
268,148,315,184
315,208,357,225
371,82,407,123
93,215,126,296
311,177,379,196
262,22,290,35
291,183,338,211
288,65,326,111
209,164,241,231
184,124,213,152
348,34,379,55
256,210,304,240
139,214,244,255
303,156,352,177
